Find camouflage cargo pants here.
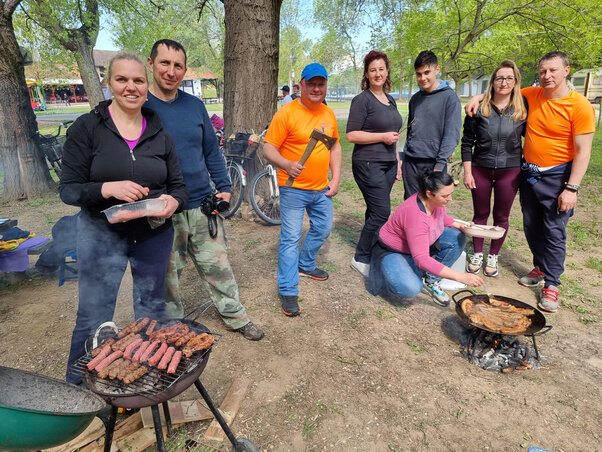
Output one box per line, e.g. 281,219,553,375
164,207,250,329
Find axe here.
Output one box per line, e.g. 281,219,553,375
285,128,337,187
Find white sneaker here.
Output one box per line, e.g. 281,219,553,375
351,257,370,277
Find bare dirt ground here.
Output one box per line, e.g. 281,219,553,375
1,151,601,452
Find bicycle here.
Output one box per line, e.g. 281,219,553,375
249,138,281,225
38,120,73,178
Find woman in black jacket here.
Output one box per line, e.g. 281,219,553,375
60,51,188,384
346,50,403,277
461,60,527,277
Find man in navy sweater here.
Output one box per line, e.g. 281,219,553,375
402,50,462,199
146,39,263,340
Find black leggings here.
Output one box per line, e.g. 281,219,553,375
352,159,398,263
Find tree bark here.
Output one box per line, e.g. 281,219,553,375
223,0,282,139
0,1,55,200
70,33,104,108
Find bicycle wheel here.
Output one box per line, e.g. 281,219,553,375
250,169,281,225
222,163,244,219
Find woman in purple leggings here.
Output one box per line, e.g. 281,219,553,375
461,60,527,276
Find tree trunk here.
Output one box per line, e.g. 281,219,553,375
223,0,282,139
71,34,104,108
0,5,55,200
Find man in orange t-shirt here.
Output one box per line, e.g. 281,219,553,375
263,63,342,317
467,51,595,313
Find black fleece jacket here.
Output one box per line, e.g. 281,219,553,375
59,100,188,238
460,102,526,169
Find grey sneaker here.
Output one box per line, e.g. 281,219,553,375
518,267,544,287
298,267,329,280
235,321,265,341
538,285,559,313
422,279,450,306
280,294,301,317
484,254,499,277
467,253,483,274
351,257,370,277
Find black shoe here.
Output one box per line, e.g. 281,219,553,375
234,321,265,340
298,267,329,281
280,294,301,317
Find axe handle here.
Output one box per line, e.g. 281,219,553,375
285,137,318,186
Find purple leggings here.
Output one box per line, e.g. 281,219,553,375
470,166,521,255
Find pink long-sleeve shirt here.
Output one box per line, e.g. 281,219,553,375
379,193,454,276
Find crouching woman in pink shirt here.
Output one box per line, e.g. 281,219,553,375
368,171,483,306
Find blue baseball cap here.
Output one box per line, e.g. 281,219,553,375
301,63,328,81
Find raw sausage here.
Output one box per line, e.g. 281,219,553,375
157,347,176,370
95,350,124,372
167,350,182,374
123,338,144,360
148,342,168,367
87,344,111,370
140,340,160,363
132,341,150,362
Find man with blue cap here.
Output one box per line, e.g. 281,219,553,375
263,63,342,317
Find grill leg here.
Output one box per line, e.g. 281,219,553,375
530,334,540,361
151,404,167,452
194,379,240,448
162,401,173,437
103,406,118,452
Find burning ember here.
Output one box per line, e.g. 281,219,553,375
462,328,538,373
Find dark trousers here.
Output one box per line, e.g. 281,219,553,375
402,156,446,200
519,171,571,288
66,214,174,384
352,159,398,263
471,166,521,255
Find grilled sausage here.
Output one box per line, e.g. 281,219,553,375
123,337,144,360
111,333,139,352
167,350,182,374
131,317,150,333
117,321,138,338
140,341,160,363
157,347,176,370
123,365,148,384
148,342,168,367
145,320,158,336
98,357,124,379
95,350,124,373
87,344,111,370
132,341,151,362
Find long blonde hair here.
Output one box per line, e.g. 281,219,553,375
480,60,527,121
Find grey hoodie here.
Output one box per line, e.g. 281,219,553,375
403,80,462,170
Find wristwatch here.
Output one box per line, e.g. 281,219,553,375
565,183,580,193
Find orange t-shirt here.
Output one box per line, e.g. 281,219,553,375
522,86,595,167
264,100,339,190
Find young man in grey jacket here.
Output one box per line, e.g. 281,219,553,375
402,50,462,199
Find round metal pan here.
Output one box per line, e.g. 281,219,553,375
83,318,214,409
452,289,550,336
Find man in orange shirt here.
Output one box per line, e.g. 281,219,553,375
263,63,342,317
467,51,595,312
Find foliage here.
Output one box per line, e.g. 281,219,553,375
108,0,225,78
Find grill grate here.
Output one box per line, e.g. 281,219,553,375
72,332,221,397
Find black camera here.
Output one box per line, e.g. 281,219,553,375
201,194,229,216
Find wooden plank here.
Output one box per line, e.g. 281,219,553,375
140,399,213,428
115,424,183,452
79,412,143,452
203,377,252,442
43,417,105,452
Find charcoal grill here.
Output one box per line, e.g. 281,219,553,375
452,289,552,360
71,312,258,452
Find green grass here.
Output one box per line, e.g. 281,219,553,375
585,257,602,274
406,341,425,354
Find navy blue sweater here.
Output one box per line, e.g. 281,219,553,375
146,91,230,210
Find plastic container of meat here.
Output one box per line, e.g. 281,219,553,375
102,198,167,224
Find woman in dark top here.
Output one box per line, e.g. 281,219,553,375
346,50,403,277
461,60,527,277
60,51,188,384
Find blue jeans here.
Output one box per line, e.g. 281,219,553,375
380,227,466,298
278,186,333,296
66,213,173,384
